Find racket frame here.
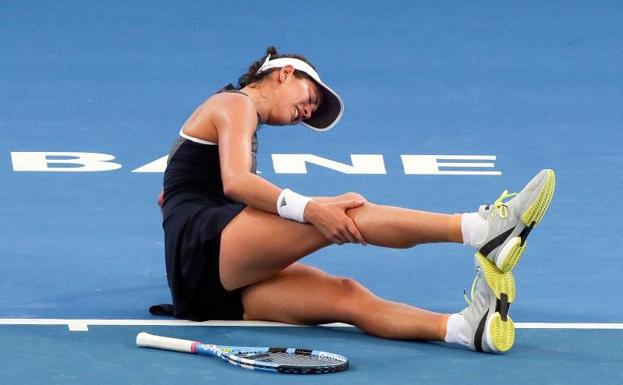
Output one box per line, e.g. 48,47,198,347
137,332,348,374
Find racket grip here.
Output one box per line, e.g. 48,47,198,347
136,332,197,353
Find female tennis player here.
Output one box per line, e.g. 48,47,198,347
154,47,556,353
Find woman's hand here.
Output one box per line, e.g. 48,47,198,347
156,191,165,208
304,198,367,245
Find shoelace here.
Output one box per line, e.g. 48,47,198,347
492,190,518,218
463,273,480,306
463,190,518,305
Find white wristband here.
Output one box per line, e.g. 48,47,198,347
276,188,311,223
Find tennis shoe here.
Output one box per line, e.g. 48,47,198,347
475,169,556,273
460,254,516,353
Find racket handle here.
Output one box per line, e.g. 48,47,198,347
136,332,197,353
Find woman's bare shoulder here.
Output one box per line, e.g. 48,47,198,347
202,92,257,121
181,92,258,143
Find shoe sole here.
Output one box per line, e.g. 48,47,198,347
486,312,515,352
482,169,557,273
521,169,556,227
477,253,516,352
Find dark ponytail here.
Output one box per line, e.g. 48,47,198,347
237,46,317,89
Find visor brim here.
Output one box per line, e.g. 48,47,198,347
302,80,344,132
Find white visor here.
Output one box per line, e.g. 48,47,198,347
256,55,344,131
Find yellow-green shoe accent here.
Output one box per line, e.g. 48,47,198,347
476,253,516,305
477,254,516,352
521,169,556,226
495,238,527,275
488,312,515,352
475,169,557,273
460,255,516,353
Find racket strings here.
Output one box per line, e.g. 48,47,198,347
243,352,342,367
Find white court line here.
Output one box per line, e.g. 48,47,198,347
1,319,623,332
515,322,623,330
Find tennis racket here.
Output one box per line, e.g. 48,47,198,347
136,332,348,374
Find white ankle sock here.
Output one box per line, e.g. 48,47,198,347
444,313,471,347
461,212,488,248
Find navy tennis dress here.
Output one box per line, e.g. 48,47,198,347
152,86,260,321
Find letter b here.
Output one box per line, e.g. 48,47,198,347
11,152,122,172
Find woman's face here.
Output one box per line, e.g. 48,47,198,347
269,66,322,126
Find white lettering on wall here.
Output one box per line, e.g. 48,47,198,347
10,152,500,175
132,156,168,173
11,152,122,172
401,155,500,175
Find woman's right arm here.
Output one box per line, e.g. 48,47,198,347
214,94,366,245
213,94,283,213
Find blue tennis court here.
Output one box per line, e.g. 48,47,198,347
1,1,622,384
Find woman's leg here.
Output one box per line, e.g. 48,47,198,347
220,192,463,290
241,263,448,341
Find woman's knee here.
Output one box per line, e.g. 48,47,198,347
335,277,364,295
339,192,370,219
332,277,376,319
339,191,367,203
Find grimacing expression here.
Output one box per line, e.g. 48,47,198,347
271,69,322,126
